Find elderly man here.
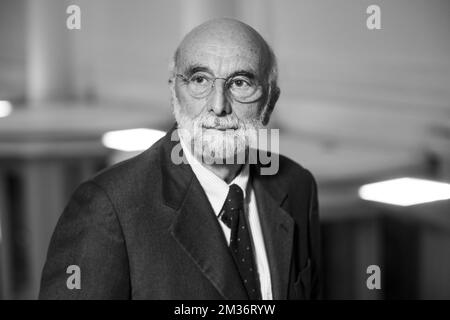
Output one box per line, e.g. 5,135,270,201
39,18,321,300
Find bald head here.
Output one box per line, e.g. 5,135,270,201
172,18,277,88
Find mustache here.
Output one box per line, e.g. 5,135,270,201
195,113,241,130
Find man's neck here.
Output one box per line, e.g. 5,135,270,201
203,163,243,184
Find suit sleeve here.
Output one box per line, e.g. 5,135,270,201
39,181,130,299
308,172,322,300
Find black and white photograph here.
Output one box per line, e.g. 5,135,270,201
0,0,449,305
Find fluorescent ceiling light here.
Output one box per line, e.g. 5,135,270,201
102,128,166,152
359,177,450,206
0,100,12,118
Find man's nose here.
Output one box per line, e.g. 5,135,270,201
208,80,231,116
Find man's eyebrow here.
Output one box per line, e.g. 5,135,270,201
183,65,213,76
229,70,256,80
185,66,257,79
182,64,259,79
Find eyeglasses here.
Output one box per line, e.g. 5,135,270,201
175,72,265,103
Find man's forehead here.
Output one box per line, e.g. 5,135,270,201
200,44,256,58
178,44,263,75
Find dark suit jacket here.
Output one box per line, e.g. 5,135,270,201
39,128,321,299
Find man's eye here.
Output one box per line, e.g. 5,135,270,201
191,76,208,85
231,78,251,89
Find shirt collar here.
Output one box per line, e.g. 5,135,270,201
179,136,249,216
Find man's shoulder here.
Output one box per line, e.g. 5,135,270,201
253,153,318,217
258,153,316,187
279,153,314,179
88,137,165,195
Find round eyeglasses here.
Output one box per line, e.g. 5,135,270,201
175,72,265,103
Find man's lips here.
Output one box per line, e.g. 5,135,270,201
202,126,238,131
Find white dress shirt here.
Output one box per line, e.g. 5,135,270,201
179,137,273,300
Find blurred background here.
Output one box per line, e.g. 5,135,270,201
0,0,449,300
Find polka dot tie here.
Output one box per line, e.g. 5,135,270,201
220,184,261,300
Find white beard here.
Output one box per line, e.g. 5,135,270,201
171,89,265,164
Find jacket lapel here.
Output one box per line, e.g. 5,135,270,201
170,178,248,300
160,127,248,300
252,165,295,300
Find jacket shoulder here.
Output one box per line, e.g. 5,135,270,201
254,152,318,204
89,138,164,193
277,155,317,204
278,154,316,184
259,153,317,190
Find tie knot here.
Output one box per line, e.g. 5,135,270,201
220,184,244,228
225,184,244,211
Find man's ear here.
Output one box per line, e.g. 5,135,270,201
262,86,280,126
168,75,178,96
168,76,175,87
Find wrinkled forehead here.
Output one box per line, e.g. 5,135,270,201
176,40,268,79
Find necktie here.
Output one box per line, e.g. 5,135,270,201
220,184,261,300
